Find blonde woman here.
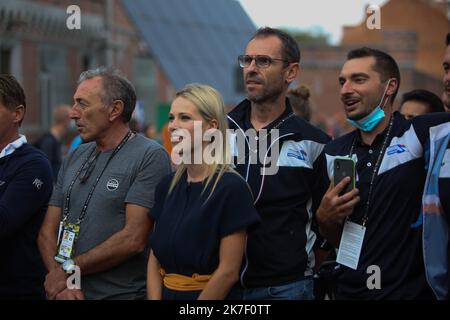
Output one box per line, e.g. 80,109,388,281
147,84,259,300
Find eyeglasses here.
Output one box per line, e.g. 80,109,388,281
238,55,289,69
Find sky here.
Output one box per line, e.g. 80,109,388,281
237,0,389,44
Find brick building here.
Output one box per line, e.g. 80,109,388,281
1,0,448,139
0,0,151,139
298,0,450,136
0,0,254,140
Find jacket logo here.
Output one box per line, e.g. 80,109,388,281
0,181,5,187
32,178,43,190
287,148,307,161
387,144,408,156
106,178,119,191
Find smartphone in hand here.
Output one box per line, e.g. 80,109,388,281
333,157,356,196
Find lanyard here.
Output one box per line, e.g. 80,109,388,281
245,112,295,154
62,130,133,224
349,115,394,227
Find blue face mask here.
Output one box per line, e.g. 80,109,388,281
346,79,392,132
347,106,385,132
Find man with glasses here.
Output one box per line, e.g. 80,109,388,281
228,27,330,300
0,74,53,299
38,67,171,300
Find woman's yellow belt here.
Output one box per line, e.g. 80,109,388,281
160,269,212,291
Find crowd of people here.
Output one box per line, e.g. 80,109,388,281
0,28,449,300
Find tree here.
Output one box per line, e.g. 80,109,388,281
282,27,331,45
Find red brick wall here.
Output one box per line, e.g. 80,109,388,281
21,41,40,127
66,48,80,102
112,0,140,78
36,0,104,15
342,0,449,79
12,0,144,132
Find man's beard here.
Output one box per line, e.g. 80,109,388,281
247,82,284,104
345,93,384,121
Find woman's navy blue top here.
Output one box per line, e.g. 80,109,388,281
149,170,260,298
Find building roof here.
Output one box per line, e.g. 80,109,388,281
121,0,256,104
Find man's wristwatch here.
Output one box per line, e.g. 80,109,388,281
61,259,76,273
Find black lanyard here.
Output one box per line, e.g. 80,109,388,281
244,112,295,154
349,115,394,227
62,130,133,224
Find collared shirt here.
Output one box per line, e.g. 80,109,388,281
0,135,27,159
324,111,450,299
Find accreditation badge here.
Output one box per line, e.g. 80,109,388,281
54,222,80,263
336,219,366,270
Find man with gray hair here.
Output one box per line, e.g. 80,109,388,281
38,67,171,300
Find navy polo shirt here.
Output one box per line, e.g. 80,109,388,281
149,170,260,299
324,111,450,299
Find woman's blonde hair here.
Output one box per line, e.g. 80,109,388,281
168,84,235,199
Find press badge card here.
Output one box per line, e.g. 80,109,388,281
55,223,80,263
336,220,366,270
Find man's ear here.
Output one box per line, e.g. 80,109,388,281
13,105,25,125
386,78,398,97
285,63,300,84
109,100,125,122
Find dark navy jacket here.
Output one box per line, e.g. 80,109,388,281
0,144,53,299
228,98,330,288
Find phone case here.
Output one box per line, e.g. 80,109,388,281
333,157,356,195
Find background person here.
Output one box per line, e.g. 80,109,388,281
399,89,445,119
35,105,72,180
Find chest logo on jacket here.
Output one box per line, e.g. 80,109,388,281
32,178,43,190
277,140,325,169
106,178,119,191
387,144,408,156
287,148,307,161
